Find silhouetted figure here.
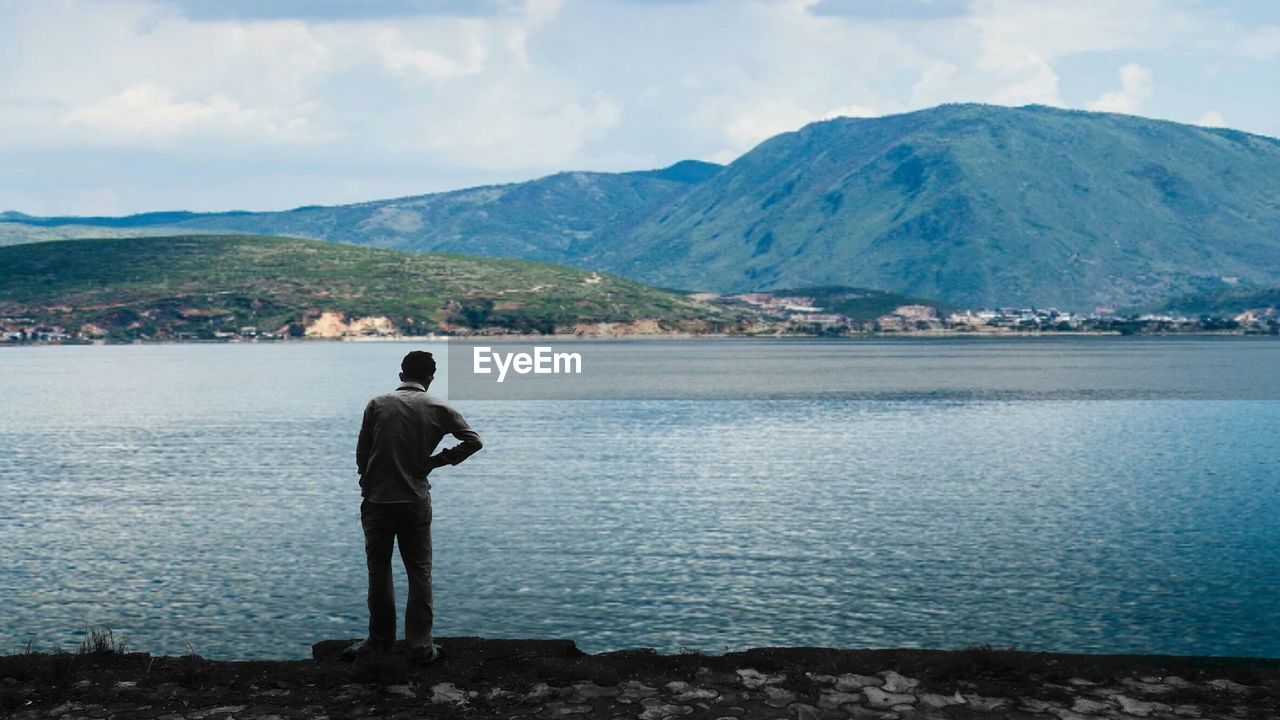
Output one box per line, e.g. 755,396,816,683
347,350,482,662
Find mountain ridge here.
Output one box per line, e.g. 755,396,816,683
599,103,1280,309
5,104,1280,310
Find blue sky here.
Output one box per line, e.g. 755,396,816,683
2,0,1278,214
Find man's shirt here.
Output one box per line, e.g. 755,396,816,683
356,381,483,503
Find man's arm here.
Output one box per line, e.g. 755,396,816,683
429,407,483,468
356,401,375,476
431,428,483,468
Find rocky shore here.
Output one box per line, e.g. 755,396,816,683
2,638,1277,720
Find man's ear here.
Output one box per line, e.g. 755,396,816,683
399,372,407,382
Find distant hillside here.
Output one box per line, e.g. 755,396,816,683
0,210,246,228
0,236,739,340
0,221,213,247
602,104,1280,310
6,106,1280,310
1156,286,1280,315
0,160,723,257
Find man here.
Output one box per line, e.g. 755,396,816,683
349,350,483,662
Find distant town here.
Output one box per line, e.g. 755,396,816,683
3,291,1278,345
708,292,1280,336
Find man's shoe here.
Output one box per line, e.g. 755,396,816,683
408,642,442,665
339,639,392,662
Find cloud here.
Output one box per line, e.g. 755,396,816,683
162,0,516,21
823,103,879,119
370,25,491,79
1087,63,1154,113
59,85,318,145
1196,109,1226,127
667,0,927,158
1237,25,1280,59
967,0,1190,108
808,0,970,19
1,0,1279,214
724,100,826,150
418,88,622,168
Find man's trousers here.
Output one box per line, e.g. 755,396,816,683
360,498,433,649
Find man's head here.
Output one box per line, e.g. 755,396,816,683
400,350,437,387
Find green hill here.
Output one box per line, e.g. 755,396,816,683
1155,286,1280,315
0,236,739,340
603,104,1280,310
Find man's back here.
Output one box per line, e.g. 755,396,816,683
356,380,483,503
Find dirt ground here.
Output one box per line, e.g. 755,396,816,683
2,637,1278,719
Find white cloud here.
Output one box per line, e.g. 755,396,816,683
968,0,1189,108
673,0,922,158
419,89,622,168
989,56,1061,106
725,100,825,149
909,62,959,107
59,85,318,144
823,103,879,119
375,30,490,80
1,0,1279,214
1196,109,1226,127
1087,63,1153,114
1237,25,1280,60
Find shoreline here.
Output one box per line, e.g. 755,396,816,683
6,329,1279,348
4,638,1277,719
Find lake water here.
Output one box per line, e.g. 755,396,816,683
2,338,1279,660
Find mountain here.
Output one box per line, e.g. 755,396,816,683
0,209,248,228
0,235,739,340
5,105,1280,310
0,160,723,258
600,104,1280,310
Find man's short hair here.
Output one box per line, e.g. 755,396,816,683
401,350,436,381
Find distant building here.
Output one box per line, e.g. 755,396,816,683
789,313,846,328
947,311,986,326
733,293,819,312
893,305,939,321
875,315,908,331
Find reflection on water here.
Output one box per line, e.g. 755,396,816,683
1,340,1278,659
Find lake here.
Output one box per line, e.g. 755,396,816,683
2,338,1279,660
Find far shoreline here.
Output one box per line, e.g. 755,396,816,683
7,329,1280,348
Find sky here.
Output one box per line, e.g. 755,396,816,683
2,0,1279,215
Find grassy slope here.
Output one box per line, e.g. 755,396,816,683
1156,286,1280,315
0,235,736,337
